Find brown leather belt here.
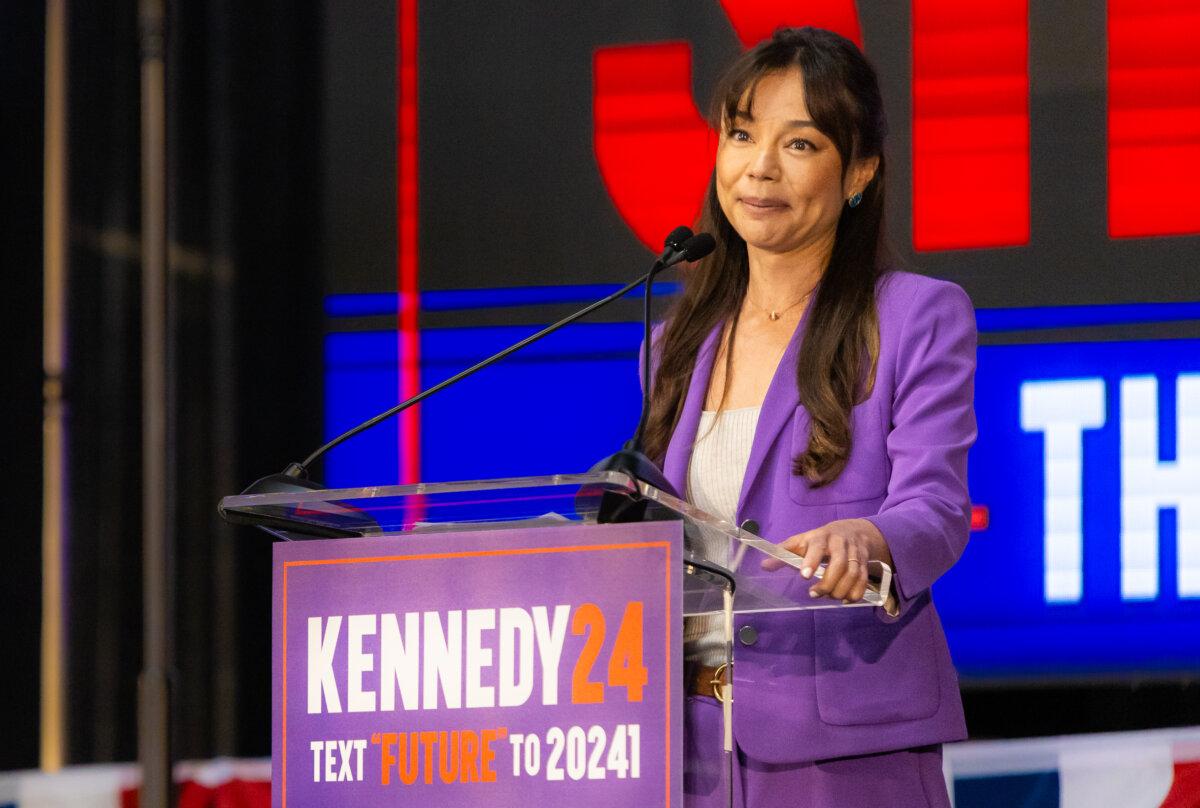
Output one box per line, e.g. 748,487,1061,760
687,662,729,701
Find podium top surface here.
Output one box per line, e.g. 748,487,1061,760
220,470,891,613
221,470,740,539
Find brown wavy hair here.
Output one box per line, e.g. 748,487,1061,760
643,27,888,487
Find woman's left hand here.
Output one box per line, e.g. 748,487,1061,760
763,518,893,603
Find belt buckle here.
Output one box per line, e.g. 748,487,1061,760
710,662,730,703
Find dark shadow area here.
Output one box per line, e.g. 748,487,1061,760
965,680,1200,739
0,1,46,772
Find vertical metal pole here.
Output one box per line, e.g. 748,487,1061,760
208,0,239,754
139,0,173,803
40,0,68,772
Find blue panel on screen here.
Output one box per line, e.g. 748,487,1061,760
973,301,1200,331
323,331,399,487
324,321,644,485
327,292,1200,330
417,322,643,482
323,282,684,316
940,339,1200,679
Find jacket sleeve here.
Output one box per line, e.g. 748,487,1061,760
863,280,978,621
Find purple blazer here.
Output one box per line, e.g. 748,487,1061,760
661,270,977,764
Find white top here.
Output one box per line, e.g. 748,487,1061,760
687,406,761,523
684,406,761,665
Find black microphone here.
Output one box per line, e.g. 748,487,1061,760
224,225,705,516
658,225,693,264
678,232,717,261
590,231,717,522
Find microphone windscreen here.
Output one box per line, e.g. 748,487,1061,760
680,233,716,262
663,225,693,250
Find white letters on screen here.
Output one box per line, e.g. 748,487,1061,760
1021,379,1106,603
1120,374,1200,600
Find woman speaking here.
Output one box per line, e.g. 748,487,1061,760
645,27,976,808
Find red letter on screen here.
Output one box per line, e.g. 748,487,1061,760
717,0,861,49
593,43,716,253
1108,1,1200,238
912,0,1029,251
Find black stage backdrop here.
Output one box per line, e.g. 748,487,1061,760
0,2,46,773
1,1,324,765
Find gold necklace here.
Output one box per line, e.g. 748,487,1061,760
746,289,812,321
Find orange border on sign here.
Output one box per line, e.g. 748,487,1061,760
281,540,674,807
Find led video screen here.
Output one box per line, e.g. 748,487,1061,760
321,0,1200,681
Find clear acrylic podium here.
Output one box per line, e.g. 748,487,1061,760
220,470,891,807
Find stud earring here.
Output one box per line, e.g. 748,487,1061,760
848,192,862,208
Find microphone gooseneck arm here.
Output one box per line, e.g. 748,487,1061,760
591,232,717,513
630,232,716,453
630,263,664,452
625,225,693,453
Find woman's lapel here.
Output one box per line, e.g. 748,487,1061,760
662,324,722,495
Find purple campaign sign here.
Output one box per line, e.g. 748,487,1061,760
272,520,683,807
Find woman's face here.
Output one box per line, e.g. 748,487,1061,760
715,67,870,258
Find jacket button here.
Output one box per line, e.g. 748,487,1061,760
738,625,758,646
